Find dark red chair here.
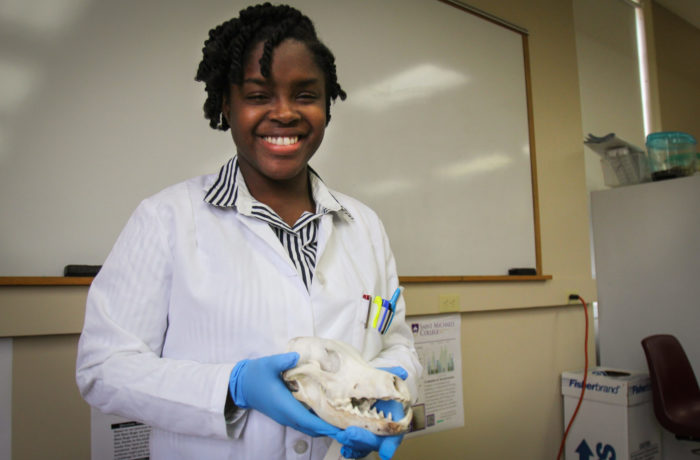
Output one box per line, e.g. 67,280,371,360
642,334,700,455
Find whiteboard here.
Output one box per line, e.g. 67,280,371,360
0,0,537,277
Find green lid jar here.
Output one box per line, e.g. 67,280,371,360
645,131,697,181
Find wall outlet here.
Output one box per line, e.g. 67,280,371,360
439,294,460,312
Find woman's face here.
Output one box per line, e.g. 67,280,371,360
223,39,327,190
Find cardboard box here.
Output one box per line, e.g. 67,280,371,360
561,367,661,460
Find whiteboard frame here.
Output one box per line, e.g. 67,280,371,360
0,0,549,282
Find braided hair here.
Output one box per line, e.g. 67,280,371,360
195,3,346,130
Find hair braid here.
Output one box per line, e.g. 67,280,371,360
195,3,346,130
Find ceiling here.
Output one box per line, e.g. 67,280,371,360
654,0,700,29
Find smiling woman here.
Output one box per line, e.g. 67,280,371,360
73,3,423,460
221,40,329,219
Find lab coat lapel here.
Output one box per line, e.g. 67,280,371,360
222,209,316,339
314,212,333,266
232,211,315,341
234,212,297,275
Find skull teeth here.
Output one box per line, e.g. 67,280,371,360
338,399,404,420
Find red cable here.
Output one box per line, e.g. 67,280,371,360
556,296,589,460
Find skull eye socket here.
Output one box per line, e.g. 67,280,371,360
321,348,341,373
285,379,299,392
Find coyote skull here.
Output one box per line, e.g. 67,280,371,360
282,336,412,435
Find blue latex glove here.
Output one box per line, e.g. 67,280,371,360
338,423,405,460
229,352,341,438
378,366,408,380
337,366,408,459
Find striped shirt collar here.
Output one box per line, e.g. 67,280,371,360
203,156,353,221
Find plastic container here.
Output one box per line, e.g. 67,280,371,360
600,147,650,187
645,131,697,181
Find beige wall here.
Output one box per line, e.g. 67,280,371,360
573,0,646,192
0,0,608,458
652,2,700,140
2,289,592,460
12,334,89,459
400,305,590,459
1,287,89,459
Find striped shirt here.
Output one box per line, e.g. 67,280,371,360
203,157,352,291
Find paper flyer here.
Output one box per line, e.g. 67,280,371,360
91,409,151,460
406,313,464,437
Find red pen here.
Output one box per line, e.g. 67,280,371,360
362,294,372,328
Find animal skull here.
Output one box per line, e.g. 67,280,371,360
282,336,412,435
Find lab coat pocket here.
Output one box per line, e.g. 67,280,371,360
354,296,381,358
360,328,382,361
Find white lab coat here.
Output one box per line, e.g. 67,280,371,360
76,171,421,460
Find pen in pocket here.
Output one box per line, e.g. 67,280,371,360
362,288,402,334
363,294,372,328
371,296,383,328
378,299,390,331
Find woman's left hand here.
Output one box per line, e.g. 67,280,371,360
336,366,408,459
337,422,405,460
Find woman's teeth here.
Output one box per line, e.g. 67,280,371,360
263,136,299,146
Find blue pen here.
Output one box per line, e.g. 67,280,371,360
381,306,393,334
383,312,393,333
378,299,390,331
385,286,403,331
389,287,401,309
